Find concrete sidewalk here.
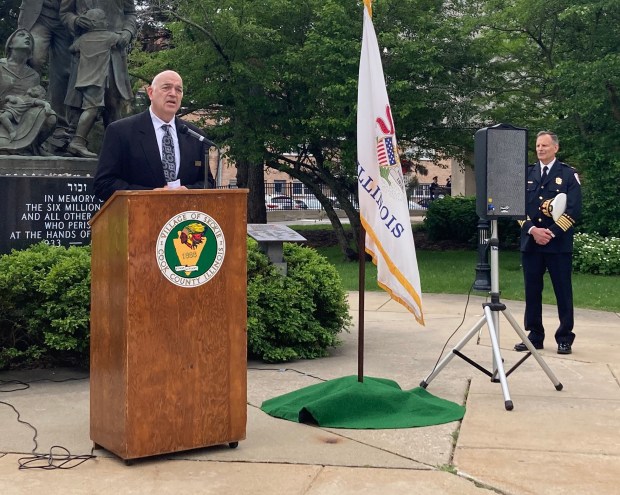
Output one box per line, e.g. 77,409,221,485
1,292,619,494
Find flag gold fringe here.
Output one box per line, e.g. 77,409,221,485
361,215,425,325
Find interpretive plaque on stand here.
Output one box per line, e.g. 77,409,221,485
247,224,306,275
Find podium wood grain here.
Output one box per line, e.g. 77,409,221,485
89,190,248,460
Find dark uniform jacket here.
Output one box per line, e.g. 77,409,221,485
519,160,582,253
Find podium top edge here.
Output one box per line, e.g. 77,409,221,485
89,188,248,226
110,189,249,197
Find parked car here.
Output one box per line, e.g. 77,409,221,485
293,196,325,210
408,198,427,210
416,198,432,209
265,195,295,210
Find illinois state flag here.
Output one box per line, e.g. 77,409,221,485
357,2,424,325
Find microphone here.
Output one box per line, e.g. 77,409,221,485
177,123,217,148
177,123,218,189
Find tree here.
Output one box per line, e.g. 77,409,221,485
472,0,620,236
131,0,484,257
0,0,20,42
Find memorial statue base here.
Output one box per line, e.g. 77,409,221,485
0,155,101,254
0,154,97,177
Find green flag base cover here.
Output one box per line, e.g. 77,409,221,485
261,375,465,429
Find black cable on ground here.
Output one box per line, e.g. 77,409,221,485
427,281,477,377
247,367,327,382
0,376,95,470
18,445,95,471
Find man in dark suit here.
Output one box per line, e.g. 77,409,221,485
94,70,216,202
514,131,582,355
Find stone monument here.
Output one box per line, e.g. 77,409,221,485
0,0,137,253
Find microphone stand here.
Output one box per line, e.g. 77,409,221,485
206,147,222,189
178,124,218,189
203,146,210,189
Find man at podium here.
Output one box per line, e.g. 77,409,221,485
94,70,215,201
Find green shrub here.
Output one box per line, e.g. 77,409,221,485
0,243,91,369
423,195,521,249
580,158,620,238
424,196,478,244
0,240,351,369
573,232,620,275
247,239,351,362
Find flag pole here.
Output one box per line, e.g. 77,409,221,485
358,221,366,383
358,0,370,384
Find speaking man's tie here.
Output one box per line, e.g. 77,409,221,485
161,124,176,182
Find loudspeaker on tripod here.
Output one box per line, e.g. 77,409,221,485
475,124,527,219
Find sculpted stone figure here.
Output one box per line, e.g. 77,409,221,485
65,8,122,158
0,29,57,155
0,85,51,140
17,0,73,143
60,0,137,157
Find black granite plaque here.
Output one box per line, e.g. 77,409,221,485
0,176,103,254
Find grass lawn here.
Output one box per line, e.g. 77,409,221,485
316,246,620,313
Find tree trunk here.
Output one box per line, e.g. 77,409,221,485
236,160,267,223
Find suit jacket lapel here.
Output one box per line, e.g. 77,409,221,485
176,117,188,173
543,162,560,187
138,111,166,182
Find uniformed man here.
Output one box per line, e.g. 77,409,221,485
514,131,582,354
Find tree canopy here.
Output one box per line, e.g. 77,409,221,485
125,0,620,249
131,0,486,256
472,0,620,236
0,0,20,42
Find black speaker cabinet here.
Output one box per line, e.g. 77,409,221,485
475,124,527,219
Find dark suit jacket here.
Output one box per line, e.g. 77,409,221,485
94,110,215,201
519,160,582,253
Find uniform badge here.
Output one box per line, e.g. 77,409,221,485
555,177,562,185
194,160,201,167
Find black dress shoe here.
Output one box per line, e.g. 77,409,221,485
514,341,543,352
557,343,572,354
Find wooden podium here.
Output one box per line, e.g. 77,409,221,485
89,189,248,461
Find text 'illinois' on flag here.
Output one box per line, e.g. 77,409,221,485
356,2,424,325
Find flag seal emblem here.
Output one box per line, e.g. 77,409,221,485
375,105,405,194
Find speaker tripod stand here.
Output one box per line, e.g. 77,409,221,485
420,220,563,410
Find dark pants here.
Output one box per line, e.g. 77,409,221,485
522,251,575,345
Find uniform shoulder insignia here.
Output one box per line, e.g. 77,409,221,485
574,172,581,185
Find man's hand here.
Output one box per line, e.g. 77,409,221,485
531,227,553,245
